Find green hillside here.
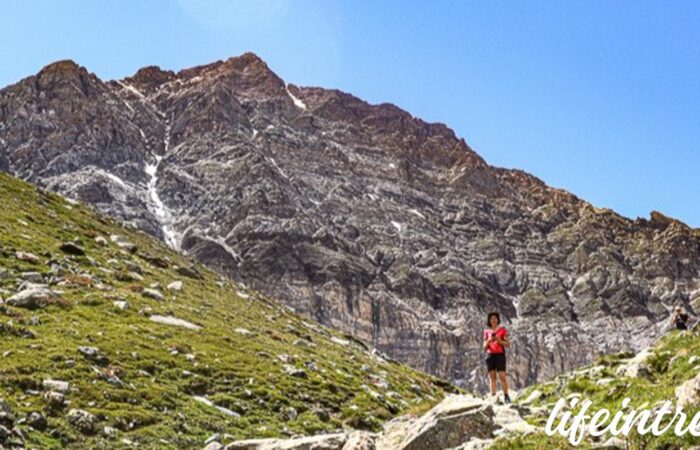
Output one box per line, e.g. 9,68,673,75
492,330,700,449
0,172,453,449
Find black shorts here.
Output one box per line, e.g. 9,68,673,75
486,353,506,372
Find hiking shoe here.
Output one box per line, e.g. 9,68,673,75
504,394,512,404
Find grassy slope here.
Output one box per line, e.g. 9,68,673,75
0,173,453,449
492,331,700,449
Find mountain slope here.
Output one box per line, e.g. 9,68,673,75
493,329,700,449
1,54,700,391
0,172,451,449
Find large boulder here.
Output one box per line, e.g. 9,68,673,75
379,395,496,450
6,285,57,309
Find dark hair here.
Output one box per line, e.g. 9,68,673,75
487,312,500,327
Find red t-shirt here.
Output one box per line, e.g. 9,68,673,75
484,327,508,354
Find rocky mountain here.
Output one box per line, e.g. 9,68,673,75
1,53,700,392
0,172,452,448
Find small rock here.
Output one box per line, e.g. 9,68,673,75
520,389,542,405
204,433,221,445
103,426,118,439
142,288,164,301
234,328,255,337
27,412,47,431
66,409,98,434
113,300,130,310
0,425,10,442
94,236,108,246
20,272,43,283
78,346,109,365
110,235,137,253
42,379,70,393
331,336,350,346
125,261,142,274
77,346,99,359
283,365,308,379
0,399,14,427
43,391,65,409
15,252,41,264
59,243,85,256
167,281,183,291
176,266,203,279
150,315,201,330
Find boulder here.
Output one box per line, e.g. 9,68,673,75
6,285,57,309
377,395,496,450
142,288,164,301
15,251,41,264
59,242,85,256
167,280,183,291
615,349,653,379
66,409,98,434
676,372,700,408
42,379,70,392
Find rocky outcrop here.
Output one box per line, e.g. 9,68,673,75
2,53,700,391
222,394,535,450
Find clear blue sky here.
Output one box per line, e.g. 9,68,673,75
2,1,699,226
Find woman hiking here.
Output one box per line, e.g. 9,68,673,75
483,312,511,403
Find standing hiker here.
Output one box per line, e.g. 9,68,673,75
484,311,511,403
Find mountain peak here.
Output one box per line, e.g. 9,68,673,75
38,59,86,75
122,65,176,93
35,59,101,96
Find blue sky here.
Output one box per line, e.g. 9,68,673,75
1,1,699,226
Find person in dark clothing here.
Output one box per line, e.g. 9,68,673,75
672,306,690,330
483,312,511,403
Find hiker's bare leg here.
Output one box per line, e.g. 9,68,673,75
488,370,497,396
498,371,509,395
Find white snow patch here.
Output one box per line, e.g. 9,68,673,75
391,221,402,233
145,124,179,250
287,86,307,110
150,315,201,330
192,396,240,417
139,128,146,139
266,125,275,131
388,163,397,169
251,128,258,139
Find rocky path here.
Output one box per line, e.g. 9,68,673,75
210,393,537,450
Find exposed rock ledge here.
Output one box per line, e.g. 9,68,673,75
212,394,535,450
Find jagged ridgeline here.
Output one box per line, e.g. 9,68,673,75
0,172,453,449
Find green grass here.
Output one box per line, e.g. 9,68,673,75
0,173,454,448
498,331,700,449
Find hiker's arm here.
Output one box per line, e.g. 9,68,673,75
496,335,510,348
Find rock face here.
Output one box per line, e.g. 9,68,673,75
2,53,700,391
